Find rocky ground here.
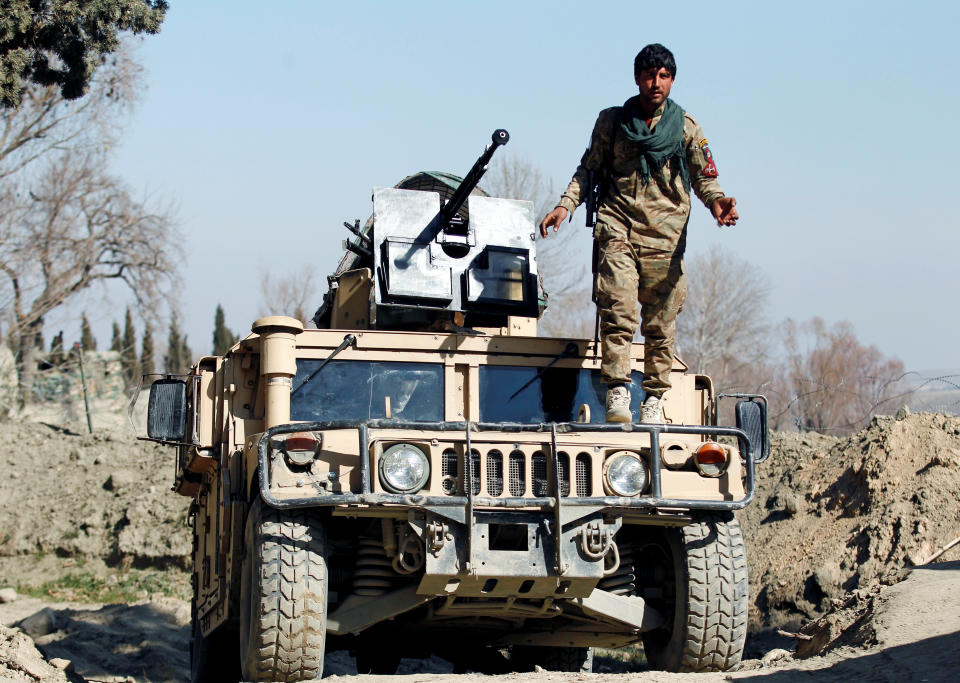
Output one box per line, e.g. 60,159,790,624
0,412,958,681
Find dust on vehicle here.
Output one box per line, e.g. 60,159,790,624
140,130,771,682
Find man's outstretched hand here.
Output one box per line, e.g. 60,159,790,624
539,206,568,237
712,196,738,227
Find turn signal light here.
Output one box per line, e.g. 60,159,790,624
282,431,321,466
695,442,729,477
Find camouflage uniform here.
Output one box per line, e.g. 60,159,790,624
557,102,725,396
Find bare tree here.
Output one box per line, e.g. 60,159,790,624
259,266,320,326
0,149,178,404
776,317,909,434
0,51,141,182
0,50,176,406
482,154,593,338
675,248,773,392
483,153,557,222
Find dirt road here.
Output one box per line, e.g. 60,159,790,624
1,562,957,682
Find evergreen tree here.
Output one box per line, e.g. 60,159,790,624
212,304,238,356
50,330,64,354
165,317,184,375
122,307,139,383
140,326,155,376
0,1,168,108
80,314,97,351
50,330,64,366
181,334,194,373
110,321,122,352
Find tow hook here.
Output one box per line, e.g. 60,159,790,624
427,519,447,555
580,521,612,559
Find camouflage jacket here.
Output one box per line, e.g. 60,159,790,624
558,101,725,253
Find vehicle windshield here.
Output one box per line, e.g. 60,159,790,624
291,360,443,422
479,366,644,424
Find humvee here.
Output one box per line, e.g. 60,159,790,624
141,130,769,681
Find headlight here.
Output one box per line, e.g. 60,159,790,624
603,451,648,497
379,443,430,494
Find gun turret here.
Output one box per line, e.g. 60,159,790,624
315,129,539,332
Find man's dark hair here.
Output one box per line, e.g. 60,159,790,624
634,43,676,78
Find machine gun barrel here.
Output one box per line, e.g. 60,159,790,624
436,129,509,227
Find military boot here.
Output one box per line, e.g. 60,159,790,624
605,385,632,423
640,395,664,424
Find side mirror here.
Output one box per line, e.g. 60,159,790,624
147,379,187,442
735,399,769,463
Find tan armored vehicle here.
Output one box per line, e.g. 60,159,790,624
142,130,769,682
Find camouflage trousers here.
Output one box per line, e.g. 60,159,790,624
595,225,686,396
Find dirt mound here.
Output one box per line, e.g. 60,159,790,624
782,561,960,679
0,595,189,683
0,623,69,683
0,422,190,572
739,412,960,631
792,571,903,658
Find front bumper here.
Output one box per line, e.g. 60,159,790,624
257,419,756,513
258,420,755,582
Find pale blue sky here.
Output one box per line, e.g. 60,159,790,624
85,0,960,370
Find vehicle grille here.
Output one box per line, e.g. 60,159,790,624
439,444,595,498
509,451,525,496
576,453,592,497
486,450,503,496
558,452,570,497
469,449,481,495
441,449,458,494
532,452,547,496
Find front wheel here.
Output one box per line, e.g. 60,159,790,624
640,512,748,672
240,499,328,682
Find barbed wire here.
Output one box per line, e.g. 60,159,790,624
732,372,960,434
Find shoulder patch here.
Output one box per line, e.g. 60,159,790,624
699,138,719,178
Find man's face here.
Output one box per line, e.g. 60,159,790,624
634,67,674,109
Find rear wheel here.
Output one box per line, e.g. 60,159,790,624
639,512,748,672
240,500,328,682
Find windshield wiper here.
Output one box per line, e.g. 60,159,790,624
291,334,357,396
508,342,579,401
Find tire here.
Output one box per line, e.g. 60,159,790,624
240,499,328,682
640,512,748,672
513,646,593,672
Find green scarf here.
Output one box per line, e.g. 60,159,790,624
619,96,689,191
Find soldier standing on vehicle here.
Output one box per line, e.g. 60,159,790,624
540,43,738,423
